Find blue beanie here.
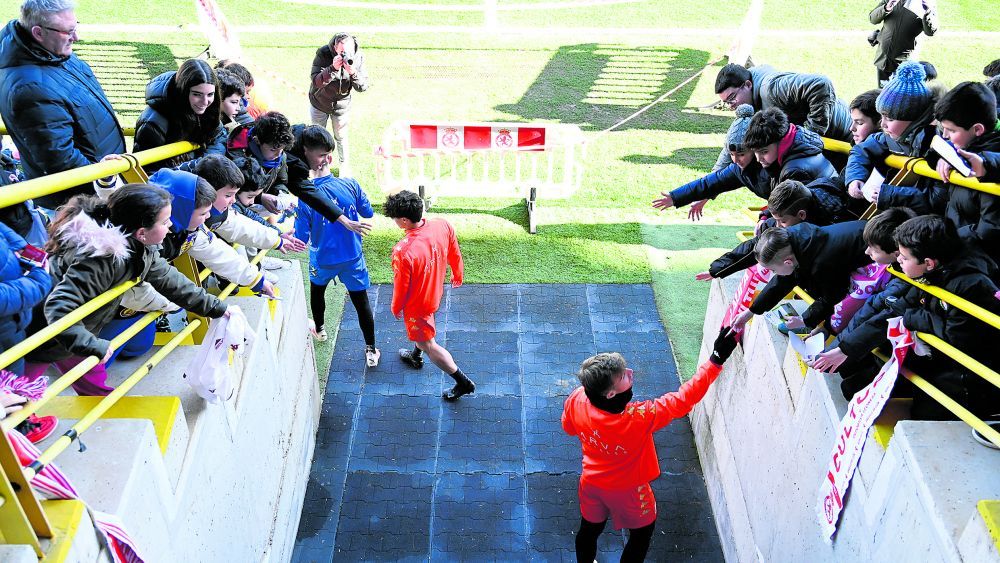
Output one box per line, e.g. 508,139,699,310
726,104,755,152
876,61,932,121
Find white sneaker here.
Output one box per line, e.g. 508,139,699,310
365,346,381,367
308,319,328,342
261,257,288,271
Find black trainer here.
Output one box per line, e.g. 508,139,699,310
443,379,476,402
398,348,424,369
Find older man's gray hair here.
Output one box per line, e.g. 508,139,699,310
19,0,76,29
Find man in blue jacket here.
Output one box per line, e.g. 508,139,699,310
0,0,125,210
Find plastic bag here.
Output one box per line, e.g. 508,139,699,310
183,306,254,403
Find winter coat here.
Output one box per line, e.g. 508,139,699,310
835,276,909,358
845,107,944,214
0,151,33,239
240,138,345,224
295,175,374,267
26,213,227,362
308,37,370,115
890,246,1000,419
0,222,50,374
670,160,771,209
760,124,838,191
981,150,1000,183
748,221,871,327
943,131,1000,264
0,20,125,208
133,71,227,170
870,0,938,74
708,177,852,279
750,65,853,143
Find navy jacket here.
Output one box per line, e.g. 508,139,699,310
0,20,125,208
944,131,1000,264
670,160,771,208
0,221,51,374
133,71,227,170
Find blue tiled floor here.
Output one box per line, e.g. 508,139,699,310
293,284,724,562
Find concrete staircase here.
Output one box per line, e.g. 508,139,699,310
3,259,320,562
693,276,1000,562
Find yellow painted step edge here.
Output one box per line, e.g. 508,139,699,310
979,500,1000,554
36,396,180,455
40,499,85,563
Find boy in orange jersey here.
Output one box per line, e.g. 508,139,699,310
384,190,476,401
562,327,738,561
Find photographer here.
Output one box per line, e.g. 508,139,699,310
869,0,938,87
308,33,369,177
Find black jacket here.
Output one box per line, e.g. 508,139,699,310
892,246,1000,419
835,275,910,358
708,177,852,279
749,221,871,327
870,0,938,73
0,20,126,208
944,131,1000,264
133,71,227,170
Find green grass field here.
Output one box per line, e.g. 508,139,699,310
1,0,996,380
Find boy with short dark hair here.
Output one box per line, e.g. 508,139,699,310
384,190,475,401
890,215,1000,420
694,178,851,282
811,207,917,396
742,107,838,190
563,327,738,562
216,69,252,153
295,144,379,366
849,89,883,146
729,221,871,333
932,82,1000,263
845,61,944,213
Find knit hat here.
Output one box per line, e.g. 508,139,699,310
876,61,932,121
726,104,755,152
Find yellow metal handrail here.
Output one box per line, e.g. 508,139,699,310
0,125,135,136
887,268,1000,330
0,141,197,209
20,250,267,481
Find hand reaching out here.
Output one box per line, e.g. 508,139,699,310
338,216,372,236
694,271,713,281
688,199,708,221
651,192,674,210
279,233,307,253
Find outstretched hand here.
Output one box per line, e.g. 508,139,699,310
710,326,739,365
688,199,708,221
338,216,372,236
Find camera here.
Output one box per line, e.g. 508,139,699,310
867,30,880,47
340,53,355,66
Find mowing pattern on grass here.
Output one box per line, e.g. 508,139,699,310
294,284,722,562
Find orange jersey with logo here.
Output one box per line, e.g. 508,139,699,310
562,361,722,489
390,218,464,318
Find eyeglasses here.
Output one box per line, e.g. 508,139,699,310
723,88,741,106
40,25,78,37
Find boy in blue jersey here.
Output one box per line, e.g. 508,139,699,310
293,127,378,366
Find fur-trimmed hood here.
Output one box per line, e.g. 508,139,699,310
54,212,131,262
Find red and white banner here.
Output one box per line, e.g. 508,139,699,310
721,264,773,339
194,0,242,60
410,124,547,152
817,317,913,541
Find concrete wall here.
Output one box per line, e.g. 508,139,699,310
693,277,1000,563
16,259,320,562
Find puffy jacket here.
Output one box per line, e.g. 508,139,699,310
669,160,770,209
133,71,227,169
892,246,1000,419
760,124,838,190
748,221,871,327
981,150,1000,183
0,20,125,208
26,213,227,362
708,177,852,279
846,106,944,214
0,222,50,373
750,65,853,143
0,151,33,239
239,137,344,224
870,0,938,73
308,37,370,115
835,276,909,359
944,131,1000,264
295,175,374,267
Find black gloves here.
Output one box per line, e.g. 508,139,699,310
710,327,739,365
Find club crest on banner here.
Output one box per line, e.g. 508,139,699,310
439,127,463,150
